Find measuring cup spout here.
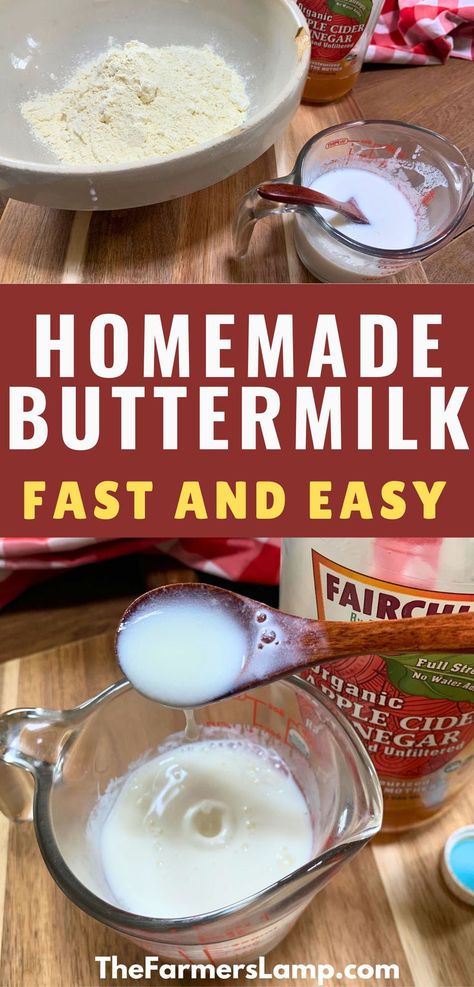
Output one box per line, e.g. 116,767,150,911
0,707,74,821
233,173,298,259
288,837,373,898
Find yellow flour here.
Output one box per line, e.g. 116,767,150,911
21,41,249,166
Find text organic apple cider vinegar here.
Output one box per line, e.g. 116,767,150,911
280,539,474,831
296,0,384,103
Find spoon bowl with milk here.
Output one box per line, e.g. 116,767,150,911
116,582,474,708
235,120,473,282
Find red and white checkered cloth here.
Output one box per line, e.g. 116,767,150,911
0,538,281,609
367,0,474,64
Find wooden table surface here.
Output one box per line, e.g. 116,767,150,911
0,61,472,285
0,556,472,987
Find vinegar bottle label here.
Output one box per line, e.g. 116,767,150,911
298,0,373,63
301,549,474,829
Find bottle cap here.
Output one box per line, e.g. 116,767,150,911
441,826,474,906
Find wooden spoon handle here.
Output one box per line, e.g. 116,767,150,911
257,182,369,224
299,612,474,664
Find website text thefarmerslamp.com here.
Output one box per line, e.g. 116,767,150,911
95,955,400,984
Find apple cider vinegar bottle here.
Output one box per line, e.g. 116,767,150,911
280,538,474,831
296,0,384,103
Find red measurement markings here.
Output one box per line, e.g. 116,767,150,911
250,696,285,738
325,138,351,149
177,948,194,962
206,698,291,742
284,715,314,748
422,188,436,206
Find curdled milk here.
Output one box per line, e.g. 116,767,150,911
117,596,249,707
95,737,313,918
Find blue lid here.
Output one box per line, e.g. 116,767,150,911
442,826,474,906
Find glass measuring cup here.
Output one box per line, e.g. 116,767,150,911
234,120,473,282
0,676,382,964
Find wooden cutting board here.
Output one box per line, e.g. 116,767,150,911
0,633,472,987
0,61,472,286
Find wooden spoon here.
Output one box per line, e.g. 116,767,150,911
117,583,474,708
257,181,370,225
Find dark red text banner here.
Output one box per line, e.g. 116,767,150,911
0,283,472,536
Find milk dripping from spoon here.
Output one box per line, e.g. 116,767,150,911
116,583,474,709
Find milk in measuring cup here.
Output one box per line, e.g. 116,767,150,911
294,166,419,282
92,737,313,917
313,168,417,250
97,593,314,918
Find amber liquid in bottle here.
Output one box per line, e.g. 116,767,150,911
380,735,474,833
297,0,382,104
303,59,360,103
381,795,447,833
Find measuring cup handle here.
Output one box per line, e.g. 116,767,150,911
233,174,297,259
0,710,39,821
0,761,35,823
0,708,71,822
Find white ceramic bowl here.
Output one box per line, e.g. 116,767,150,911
0,0,310,211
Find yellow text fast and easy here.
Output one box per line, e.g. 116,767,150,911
23,479,446,522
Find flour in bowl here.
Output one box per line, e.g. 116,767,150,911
21,41,249,166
